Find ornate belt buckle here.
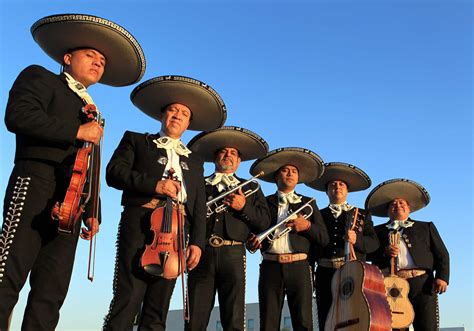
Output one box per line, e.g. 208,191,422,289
209,234,224,247
278,254,291,263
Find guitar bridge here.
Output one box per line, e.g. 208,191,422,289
335,318,360,329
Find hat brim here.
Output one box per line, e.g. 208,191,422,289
31,14,145,87
306,162,371,192
188,126,268,161
365,179,430,217
250,147,324,183
131,76,227,131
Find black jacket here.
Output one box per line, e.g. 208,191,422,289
262,193,329,254
5,65,83,164
368,219,450,283
205,175,271,242
106,131,207,250
315,207,379,262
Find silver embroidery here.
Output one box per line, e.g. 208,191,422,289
0,176,30,283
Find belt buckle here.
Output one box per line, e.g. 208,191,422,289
278,254,291,263
209,234,224,248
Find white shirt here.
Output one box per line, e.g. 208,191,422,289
266,191,298,254
159,131,187,203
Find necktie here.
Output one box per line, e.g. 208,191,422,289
329,202,353,218
208,173,239,188
63,72,97,107
278,192,302,205
386,219,414,230
152,136,191,157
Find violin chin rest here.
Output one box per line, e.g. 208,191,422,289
143,264,164,278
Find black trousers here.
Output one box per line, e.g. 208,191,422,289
103,206,177,331
0,160,81,331
259,259,313,331
185,245,246,331
406,274,439,331
314,266,337,331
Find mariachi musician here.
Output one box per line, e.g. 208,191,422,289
0,14,144,330
366,179,449,331
248,147,329,331
184,126,271,331
306,162,379,331
103,76,227,330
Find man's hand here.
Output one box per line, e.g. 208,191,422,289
432,279,448,294
385,244,400,257
155,179,181,199
246,233,262,252
76,122,103,145
286,215,311,232
80,217,99,240
345,230,357,245
223,187,246,211
186,245,202,270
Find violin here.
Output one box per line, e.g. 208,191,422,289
51,103,103,281
140,168,187,280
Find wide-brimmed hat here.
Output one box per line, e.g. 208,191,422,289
31,13,146,87
130,75,227,131
250,147,324,184
187,126,268,162
306,162,371,192
365,178,430,217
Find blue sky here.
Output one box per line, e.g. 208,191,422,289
0,0,472,330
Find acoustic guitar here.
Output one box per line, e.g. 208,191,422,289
325,208,391,331
383,230,415,329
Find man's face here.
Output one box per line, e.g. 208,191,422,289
276,165,299,192
388,198,411,220
326,180,348,204
215,147,241,174
161,103,191,139
63,49,106,87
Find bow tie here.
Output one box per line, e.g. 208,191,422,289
386,220,414,230
329,202,353,218
152,137,191,157
64,72,97,107
207,173,240,188
278,192,302,205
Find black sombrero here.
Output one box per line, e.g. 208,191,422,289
365,178,430,217
187,126,268,162
250,147,324,183
131,75,227,131
306,162,371,192
31,13,145,87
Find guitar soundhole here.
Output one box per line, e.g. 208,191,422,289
389,287,401,297
340,277,354,300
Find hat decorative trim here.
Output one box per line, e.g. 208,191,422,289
31,14,146,86
365,178,430,217
131,75,227,131
306,161,371,192
250,147,324,184
187,126,268,162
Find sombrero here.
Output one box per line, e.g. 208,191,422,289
131,75,227,131
31,13,145,87
187,126,268,162
250,147,324,183
365,178,430,217
306,162,371,192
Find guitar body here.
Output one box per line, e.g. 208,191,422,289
383,275,414,329
325,260,391,331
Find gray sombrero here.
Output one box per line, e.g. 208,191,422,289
365,178,430,217
31,13,146,86
187,126,268,162
250,147,324,183
131,76,227,131
306,162,371,192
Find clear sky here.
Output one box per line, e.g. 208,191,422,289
0,0,472,330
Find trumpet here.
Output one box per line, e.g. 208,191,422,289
247,198,315,254
206,171,264,217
